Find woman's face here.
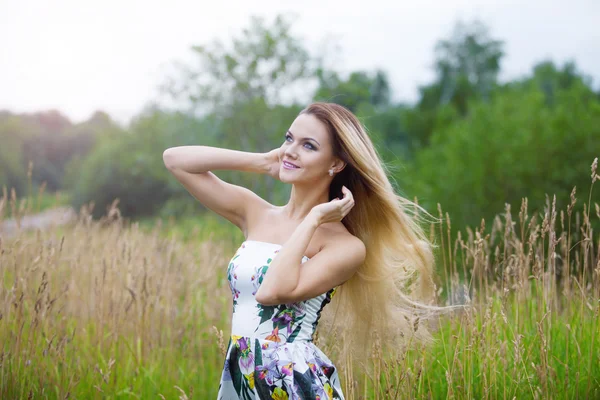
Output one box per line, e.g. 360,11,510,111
278,113,335,184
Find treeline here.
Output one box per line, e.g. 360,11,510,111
1,15,598,232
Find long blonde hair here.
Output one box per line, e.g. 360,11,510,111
301,102,457,360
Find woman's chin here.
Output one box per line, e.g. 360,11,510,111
279,167,301,182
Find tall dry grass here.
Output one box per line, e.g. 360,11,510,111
0,158,599,399
0,197,237,398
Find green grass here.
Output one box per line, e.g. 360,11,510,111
398,293,600,399
2,274,597,399
137,211,243,246
1,180,599,398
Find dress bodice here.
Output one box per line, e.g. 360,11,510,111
226,240,336,343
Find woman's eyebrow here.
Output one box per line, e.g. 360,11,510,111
287,130,320,146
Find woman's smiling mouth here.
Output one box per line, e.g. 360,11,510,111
283,161,300,169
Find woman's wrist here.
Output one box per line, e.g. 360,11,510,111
247,151,270,174
262,149,281,180
306,210,322,228
261,151,275,175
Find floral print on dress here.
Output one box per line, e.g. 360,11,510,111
217,240,343,399
227,258,242,313
260,301,307,343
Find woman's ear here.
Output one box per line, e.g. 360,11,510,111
333,160,347,174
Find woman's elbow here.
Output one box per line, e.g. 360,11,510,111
255,290,281,306
163,148,177,169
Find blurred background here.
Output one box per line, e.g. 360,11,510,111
1,0,599,235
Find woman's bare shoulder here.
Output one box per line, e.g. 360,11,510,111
318,222,363,249
242,197,279,236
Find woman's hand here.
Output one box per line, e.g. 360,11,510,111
309,185,355,226
263,148,281,181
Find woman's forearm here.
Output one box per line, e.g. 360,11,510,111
255,213,320,305
162,146,268,174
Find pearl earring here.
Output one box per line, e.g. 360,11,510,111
329,169,334,176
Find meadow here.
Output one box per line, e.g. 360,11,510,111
0,162,599,399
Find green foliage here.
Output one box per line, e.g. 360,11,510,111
69,109,214,219
406,20,505,150
433,20,504,108
407,79,600,229
0,110,117,195
0,113,32,195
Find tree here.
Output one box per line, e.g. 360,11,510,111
408,72,600,231
160,14,315,115
68,109,196,219
508,60,593,106
405,20,505,150
433,20,504,108
313,69,391,112
0,115,31,195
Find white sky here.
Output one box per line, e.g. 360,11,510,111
1,0,598,125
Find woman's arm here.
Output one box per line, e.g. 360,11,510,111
255,187,361,305
162,146,272,233
162,145,269,174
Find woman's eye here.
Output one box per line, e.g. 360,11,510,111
285,134,314,150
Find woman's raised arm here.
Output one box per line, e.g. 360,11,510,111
162,146,272,234
162,145,268,174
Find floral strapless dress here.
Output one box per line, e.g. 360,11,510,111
217,240,344,400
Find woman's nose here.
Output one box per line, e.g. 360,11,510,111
284,146,298,158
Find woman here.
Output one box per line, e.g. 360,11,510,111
163,102,444,399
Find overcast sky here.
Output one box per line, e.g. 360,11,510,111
1,0,598,125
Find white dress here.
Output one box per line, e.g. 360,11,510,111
217,240,344,400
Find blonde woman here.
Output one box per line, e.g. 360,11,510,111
163,102,444,399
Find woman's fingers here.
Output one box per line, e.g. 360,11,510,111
342,187,354,205
333,186,354,220
343,202,354,215
340,192,354,216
